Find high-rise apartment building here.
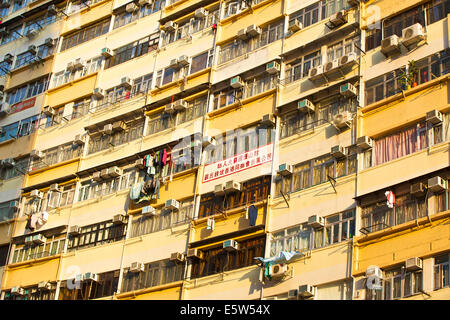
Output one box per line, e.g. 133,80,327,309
0,0,448,300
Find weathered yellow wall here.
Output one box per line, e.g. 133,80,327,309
120,284,182,300
8,57,54,90
0,133,36,159
3,257,60,288
62,0,113,35
46,73,98,108
26,159,80,188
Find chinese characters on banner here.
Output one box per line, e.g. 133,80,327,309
9,97,36,114
203,143,273,183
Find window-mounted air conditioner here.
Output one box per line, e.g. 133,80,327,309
42,105,55,116
202,136,216,147
237,28,247,40
298,99,315,113
332,111,352,130
278,163,293,176
142,205,156,215
410,182,426,198
73,58,86,70
269,264,289,279
66,61,75,71
11,286,24,296
74,134,86,145
356,136,373,150
138,0,150,6
49,183,60,192
33,234,46,244
194,8,208,18
365,265,383,279
103,124,113,135
112,214,127,225
44,38,55,47
69,225,81,236
339,51,358,68
428,176,447,193
26,28,39,39
2,158,14,168
324,58,340,74
28,45,37,54
246,24,261,37
101,47,114,58
112,120,126,132
381,35,401,57
38,281,52,291
135,158,145,169
30,189,44,199
298,284,315,298
426,110,443,125
4,53,13,63
261,114,275,127
10,200,19,210
170,252,185,263
177,55,190,67
47,4,58,14
331,145,347,159
405,257,423,271
328,10,347,27
266,61,280,74
84,272,98,282
125,2,138,13
402,23,425,48
173,99,188,111
230,75,244,88
30,149,43,160
120,77,133,89
130,261,144,273
101,168,110,179
187,248,203,260
307,215,324,228
93,88,105,99
223,239,239,251
224,180,241,193
308,65,324,81
214,183,225,196
163,21,177,32
168,58,179,69
165,199,180,211
92,171,102,182
340,82,357,97
108,166,122,177
24,235,33,245
287,289,298,300
165,103,175,114
288,19,302,33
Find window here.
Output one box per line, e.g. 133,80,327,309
434,253,450,290
0,60,12,76
60,18,111,51
189,50,214,74
51,56,103,88
122,259,184,292
415,49,449,85
4,285,56,300
71,97,92,119
130,199,194,237
175,95,208,126
270,224,312,256
0,157,30,181
326,36,360,62
23,12,57,36
0,115,39,142
69,0,104,14
383,6,424,39
0,201,17,222
12,0,29,12
288,0,350,29
365,28,382,51
426,0,450,25
190,236,265,279
104,33,159,69
6,77,49,105
285,51,322,84
113,0,165,29
365,68,405,105
11,235,65,264
223,0,248,18
0,7,9,18
67,220,127,251
29,142,82,172
60,270,119,300
366,268,422,300
14,51,35,69
1,25,22,45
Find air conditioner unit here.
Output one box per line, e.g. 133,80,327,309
165,199,180,211
298,99,315,113
47,4,58,14
298,284,315,298
73,58,86,69
288,19,302,33
428,176,447,193
307,215,324,228
410,182,426,198
112,120,126,132
237,28,248,40
187,248,203,260
356,136,373,150
405,257,423,271
230,76,244,88
4,53,13,63
130,261,144,273
168,58,179,69
269,264,289,279
84,272,98,282
165,103,175,113
278,163,293,176
101,47,114,58
347,0,360,7
266,61,280,74
93,88,105,99
308,65,324,81
340,82,357,97
224,180,241,193
10,200,19,210
44,38,55,47
0,103,8,117
202,136,216,147
30,149,43,160
331,145,347,159
329,10,347,27
246,24,261,37
38,281,52,291
103,124,113,135
339,51,358,68
135,158,145,169
170,252,185,263
26,28,39,39
2,158,14,168
30,189,44,199
108,166,122,177
66,61,75,71
42,105,55,116
24,235,33,245
28,45,37,54
287,289,298,300
74,134,85,145
324,58,340,74
92,171,102,182
138,0,150,6
112,214,127,225
177,55,190,67
381,35,401,56
69,225,81,236
402,23,425,48
125,2,138,12
163,21,177,32
426,110,443,125
32,234,46,244
173,99,188,111
261,114,275,127
214,183,225,196
194,8,208,18
142,205,156,215
11,286,24,296
49,183,60,192
120,77,133,89
332,111,352,130
365,265,383,279
100,168,109,179
223,239,239,251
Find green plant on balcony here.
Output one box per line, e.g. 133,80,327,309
398,60,419,91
